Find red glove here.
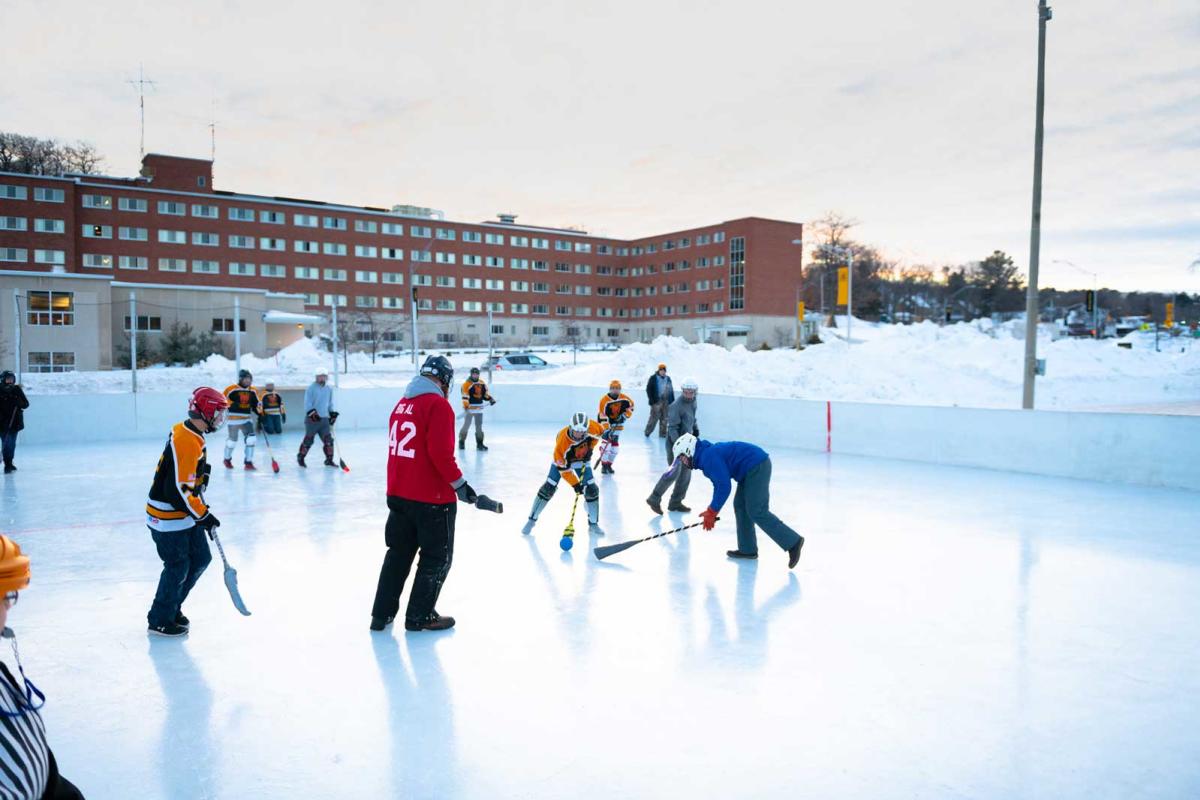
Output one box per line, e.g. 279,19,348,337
700,508,718,531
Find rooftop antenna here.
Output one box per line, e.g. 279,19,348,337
208,95,217,168
126,64,157,162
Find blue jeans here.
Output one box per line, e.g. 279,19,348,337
733,459,802,554
0,431,16,466
148,527,213,627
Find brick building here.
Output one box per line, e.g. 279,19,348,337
1,154,803,373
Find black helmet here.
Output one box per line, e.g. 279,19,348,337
238,369,252,384
469,367,480,376
0,370,14,384
420,355,454,387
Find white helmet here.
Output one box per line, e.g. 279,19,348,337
568,411,589,441
681,378,699,393
672,432,698,461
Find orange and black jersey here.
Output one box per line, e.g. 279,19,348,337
461,378,494,411
260,391,285,416
146,420,211,532
224,384,261,421
552,419,609,487
598,392,634,429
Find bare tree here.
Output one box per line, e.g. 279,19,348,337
0,132,103,175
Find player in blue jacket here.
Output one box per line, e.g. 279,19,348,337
671,434,804,568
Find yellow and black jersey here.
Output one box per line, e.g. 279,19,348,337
552,420,609,487
224,384,261,422
598,392,634,429
461,378,493,411
146,420,211,532
260,391,285,416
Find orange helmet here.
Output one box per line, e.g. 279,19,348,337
0,536,31,594
609,380,622,391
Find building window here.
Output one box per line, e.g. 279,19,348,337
295,240,318,254
410,250,432,263
436,228,456,240
260,210,285,225
714,232,726,243
212,318,247,333
159,229,186,244
26,291,74,325
532,304,549,315
82,194,112,209
355,270,378,283
294,213,318,228
81,223,111,239
417,299,433,311
574,242,591,253
119,255,148,270
510,258,529,270
191,204,218,218
554,240,571,252
484,233,504,245
119,226,148,241
510,280,528,291
510,235,528,247
192,260,219,274
485,279,505,290
491,324,505,335
382,247,404,260
356,245,379,258
435,300,456,311
33,249,65,265
729,236,745,311
197,176,206,187
1,185,28,200
34,218,65,234
158,258,186,272
27,351,75,373
355,219,378,233
81,254,113,269
434,252,456,264
532,282,549,293
554,262,570,273
532,237,549,249
381,272,404,285
575,264,591,274
436,333,456,344
713,256,725,266
323,242,347,256
555,284,571,295
229,262,256,276
463,254,482,266
260,237,286,251
533,260,549,272
555,306,570,315
355,296,379,308
532,326,549,336
463,301,483,312
34,187,65,203
229,207,255,221
484,256,503,268
462,231,482,243
191,231,219,246
511,303,529,313
382,297,404,309
410,225,432,238
323,268,348,281
412,274,432,287
382,222,404,236
322,216,347,230
696,234,711,245
157,201,185,216
260,264,286,278
228,234,255,249
294,266,319,280
124,315,163,332
322,294,348,307
435,276,456,288
486,302,504,313
0,216,27,231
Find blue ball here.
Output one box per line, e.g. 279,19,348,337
559,536,574,551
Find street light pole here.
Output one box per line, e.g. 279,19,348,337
1022,0,1052,410
816,243,853,346
791,238,804,347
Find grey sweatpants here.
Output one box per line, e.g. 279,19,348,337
649,435,691,507
643,400,669,437
733,459,801,554
459,411,484,441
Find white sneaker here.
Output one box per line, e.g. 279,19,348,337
521,519,536,535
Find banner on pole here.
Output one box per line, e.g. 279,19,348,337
796,300,805,321
1165,302,1174,327
837,267,849,305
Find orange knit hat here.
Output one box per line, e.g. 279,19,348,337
0,536,30,594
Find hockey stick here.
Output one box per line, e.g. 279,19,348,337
211,530,251,616
593,439,609,468
258,427,281,474
333,436,350,472
593,518,715,561
560,492,580,551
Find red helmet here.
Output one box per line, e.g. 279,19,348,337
188,387,229,430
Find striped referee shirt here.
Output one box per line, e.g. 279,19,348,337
0,662,49,800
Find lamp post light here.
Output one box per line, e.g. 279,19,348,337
1022,0,1053,409
791,238,805,347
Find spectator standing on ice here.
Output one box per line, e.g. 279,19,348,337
671,434,805,568
458,367,495,451
0,535,86,799
298,370,338,468
0,371,29,475
647,378,699,514
643,363,674,438
259,382,286,436
371,356,477,632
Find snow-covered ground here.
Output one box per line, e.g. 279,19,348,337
6,426,1200,798
19,319,1200,411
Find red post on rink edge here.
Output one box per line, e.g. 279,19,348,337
826,400,832,453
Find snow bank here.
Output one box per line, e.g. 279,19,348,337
17,322,1200,411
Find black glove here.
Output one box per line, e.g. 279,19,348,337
329,411,339,425
489,398,496,406
693,425,699,437
282,414,287,424
306,410,320,423
196,512,221,539
455,482,478,504
573,482,584,495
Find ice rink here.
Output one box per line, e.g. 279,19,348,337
2,422,1199,799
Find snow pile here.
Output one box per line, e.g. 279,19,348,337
16,322,1200,411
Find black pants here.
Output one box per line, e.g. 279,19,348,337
1,430,16,467
147,527,212,627
371,496,457,625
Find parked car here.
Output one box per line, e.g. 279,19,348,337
481,353,554,371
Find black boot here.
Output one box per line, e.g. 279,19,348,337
297,452,307,468
148,622,188,637
458,438,465,450
646,496,663,515
370,615,394,632
476,435,488,451
175,612,190,629
788,536,805,569
667,502,691,513
726,550,758,560
405,612,455,632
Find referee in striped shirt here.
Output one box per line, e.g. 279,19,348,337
0,535,84,800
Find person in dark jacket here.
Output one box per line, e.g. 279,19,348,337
647,378,699,514
642,363,674,438
0,535,86,800
0,371,30,475
672,434,804,568
258,382,286,435
370,356,477,633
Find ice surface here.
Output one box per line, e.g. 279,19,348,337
2,424,1199,799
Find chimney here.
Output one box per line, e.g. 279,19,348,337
497,213,518,224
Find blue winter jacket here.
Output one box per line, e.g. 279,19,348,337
692,439,769,512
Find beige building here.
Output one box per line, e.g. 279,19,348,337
0,270,319,378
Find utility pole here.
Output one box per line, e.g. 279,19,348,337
487,306,494,383
127,64,156,162
130,293,138,393
233,295,242,373
1022,0,1052,409
330,298,341,388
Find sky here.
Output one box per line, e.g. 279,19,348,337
3,0,1198,292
